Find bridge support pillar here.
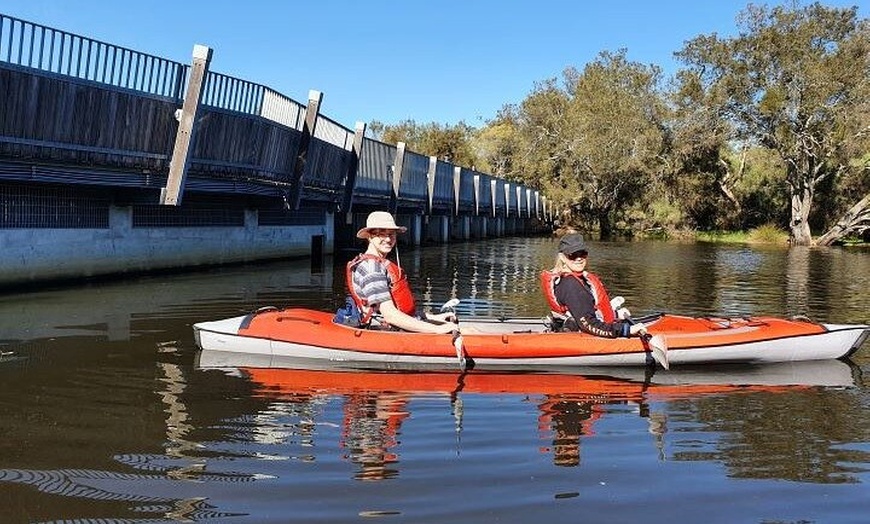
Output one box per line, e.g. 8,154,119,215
396,213,422,246
422,216,449,243
453,216,471,240
437,216,449,243
410,214,422,246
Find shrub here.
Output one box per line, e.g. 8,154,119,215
748,223,789,244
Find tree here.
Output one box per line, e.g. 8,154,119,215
473,107,522,180
676,2,870,245
511,51,667,237
368,119,479,167
569,52,668,237
666,68,738,231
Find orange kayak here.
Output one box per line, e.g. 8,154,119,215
192,308,868,370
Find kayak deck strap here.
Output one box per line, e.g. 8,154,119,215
239,306,279,330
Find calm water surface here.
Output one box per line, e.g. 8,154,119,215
1,237,869,523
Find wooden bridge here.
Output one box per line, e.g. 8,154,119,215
0,13,552,288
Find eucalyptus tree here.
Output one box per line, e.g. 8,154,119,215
668,65,740,230
474,106,522,181
570,52,668,237
509,77,575,220
368,119,479,168
675,2,870,245
509,51,668,237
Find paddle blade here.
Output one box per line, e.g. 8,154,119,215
453,331,467,371
649,334,669,370
441,298,460,312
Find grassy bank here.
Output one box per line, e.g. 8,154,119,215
695,224,790,245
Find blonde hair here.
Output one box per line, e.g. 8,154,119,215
551,253,571,274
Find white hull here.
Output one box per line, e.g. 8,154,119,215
193,314,869,371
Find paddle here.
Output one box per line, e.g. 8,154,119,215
612,296,670,370
441,298,466,371
644,333,670,370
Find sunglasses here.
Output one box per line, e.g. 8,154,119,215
566,251,588,261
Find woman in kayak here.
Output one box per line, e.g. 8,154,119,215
541,233,647,337
346,211,458,334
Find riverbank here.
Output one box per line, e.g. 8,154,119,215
644,224,868,246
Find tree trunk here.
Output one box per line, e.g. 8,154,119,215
789,181,814,246
598,210,613,240
717,154,744,216
815,192,870,246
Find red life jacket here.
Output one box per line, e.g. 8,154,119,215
347,254,417,325
540,270,616,323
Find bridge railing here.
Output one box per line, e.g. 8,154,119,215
0,13,187,98
0,12,548,222
430,159,455,213
398,150,429,208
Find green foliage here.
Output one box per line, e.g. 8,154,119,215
369,119,480,168
370,2,870,244
505,51,668,238
748,224,790,244
474,108,523,180
616,197,685,236
675,2,870,244
733,147,790,229
695,231,750,243
646,198,686,232
694,224,789,244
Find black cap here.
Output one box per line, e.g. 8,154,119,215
558,233,588,256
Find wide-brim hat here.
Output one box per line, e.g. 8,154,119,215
558,233,588,256
356,211,408,239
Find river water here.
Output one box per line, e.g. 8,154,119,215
1,237,869,523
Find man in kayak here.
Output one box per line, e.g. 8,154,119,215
541,233,647,338
346,211,458,334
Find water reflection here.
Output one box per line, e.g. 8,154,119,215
1,239,867,347
195,352,863,483
341,392,409,480
0,238,868,522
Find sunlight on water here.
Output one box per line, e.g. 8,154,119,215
0,238,868,523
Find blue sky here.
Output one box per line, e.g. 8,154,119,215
3,1,867,130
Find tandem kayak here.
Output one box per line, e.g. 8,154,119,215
191,307,869,371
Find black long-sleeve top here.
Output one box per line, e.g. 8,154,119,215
554,274,630,337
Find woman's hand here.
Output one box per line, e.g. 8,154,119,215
628,322,647,337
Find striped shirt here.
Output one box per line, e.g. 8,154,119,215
351,257,392,308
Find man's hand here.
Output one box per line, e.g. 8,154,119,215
433,322,460,334
427,311,457,324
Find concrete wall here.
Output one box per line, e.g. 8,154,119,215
0,205,333,287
